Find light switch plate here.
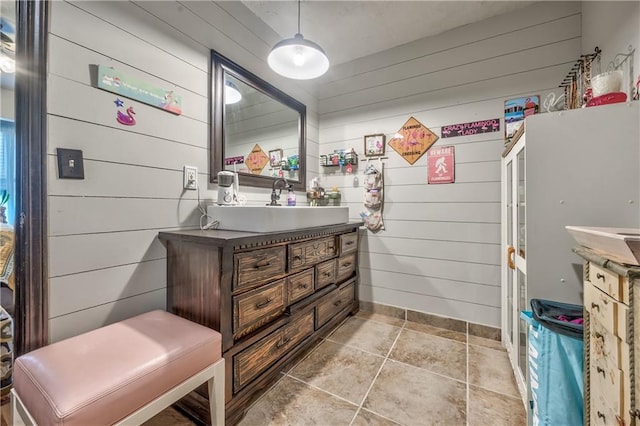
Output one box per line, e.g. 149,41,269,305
57,148,85,179
183,165,197,190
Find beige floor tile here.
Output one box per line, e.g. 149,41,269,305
468,334,505,351
404,321,466,343
363,360,466,426
468,385,526,426
238,375,358,426
468,345,520,398
356,310,405,327
288,339,384,404
327,317,402,356
352,408,401,426
389,328,467,381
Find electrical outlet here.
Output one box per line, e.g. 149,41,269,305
183,165,198,190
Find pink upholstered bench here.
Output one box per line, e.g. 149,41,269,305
11,310,224,425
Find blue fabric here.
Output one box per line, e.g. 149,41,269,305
522,310,584,426
0,119,16,225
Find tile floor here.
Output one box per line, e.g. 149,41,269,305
147,310,526,426
0,311,525,426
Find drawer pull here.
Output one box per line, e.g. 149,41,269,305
293,255,302,261
596,272,605,280
276,337,292,348
253,260,272,269
255,298,273,309
597,412,605,421
342,262,352,267
591,302,600,311
345,240,354,245
596,366,606,377
297,284,308,289
334,300,343,307
322,271,333,277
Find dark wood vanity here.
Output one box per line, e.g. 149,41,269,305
158,222,362,425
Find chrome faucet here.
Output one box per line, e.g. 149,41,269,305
267,177,290,206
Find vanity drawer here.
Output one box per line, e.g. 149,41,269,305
287,268,314,304
585,283,629,342
336,253,356,281
233,311,314,392
590,389,621,426
589,353,631,426
590,316,630,372
233,279,286,339
234,246,286,290
339,232,358,255
588,262,625,303
289,236,336,270
316,280,355,329
316,259,336,290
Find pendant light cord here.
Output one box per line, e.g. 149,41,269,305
297,0,301,34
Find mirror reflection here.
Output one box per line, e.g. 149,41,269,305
210,51,306,189
224,74,300,181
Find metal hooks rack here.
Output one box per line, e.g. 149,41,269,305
559,46,602,109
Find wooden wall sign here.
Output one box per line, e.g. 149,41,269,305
245,145,269,174
225,156,244,166
97,65,182,115
388,116,439,165
441,118,500,138
427,145,455,184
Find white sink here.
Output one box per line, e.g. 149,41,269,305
207,205,349,233
566,226,640,266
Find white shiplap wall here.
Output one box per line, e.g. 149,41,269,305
47,1,318,342
318,2,582,327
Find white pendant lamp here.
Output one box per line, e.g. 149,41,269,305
225,80,242,104
267,0,329,80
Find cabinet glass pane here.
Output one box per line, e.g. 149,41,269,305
517,148,526,259
518,269,527,375
506,161,513,343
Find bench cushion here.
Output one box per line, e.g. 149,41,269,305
14,310,222,425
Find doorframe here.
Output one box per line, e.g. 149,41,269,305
14,0,49,355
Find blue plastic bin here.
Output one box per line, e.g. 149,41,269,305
521,299,584,426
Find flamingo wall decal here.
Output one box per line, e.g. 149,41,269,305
116,106,136,126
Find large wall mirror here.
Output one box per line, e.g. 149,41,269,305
210,51,306,189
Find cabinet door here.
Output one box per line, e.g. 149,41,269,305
502,137,527,404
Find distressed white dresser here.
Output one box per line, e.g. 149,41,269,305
574,247,640,426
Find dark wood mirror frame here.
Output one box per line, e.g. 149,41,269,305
210,50,307,190
15,0,49,355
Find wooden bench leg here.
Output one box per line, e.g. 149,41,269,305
208,358,226,426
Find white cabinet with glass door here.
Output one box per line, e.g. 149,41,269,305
500,102,640,413
501,131,527,405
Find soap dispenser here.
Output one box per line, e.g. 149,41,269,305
287,185,296,206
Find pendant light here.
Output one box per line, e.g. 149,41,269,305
225,79,242,104
267,0,329,80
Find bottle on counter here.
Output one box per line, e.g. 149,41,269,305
287,187,297,206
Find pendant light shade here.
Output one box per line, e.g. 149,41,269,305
268,1,329,80
225,79,242,104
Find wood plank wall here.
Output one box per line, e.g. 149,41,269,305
47,1,319,342
317,2,582,327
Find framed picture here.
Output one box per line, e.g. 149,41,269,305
269,149,283,167
364,133,386,157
